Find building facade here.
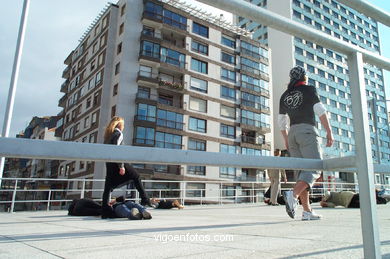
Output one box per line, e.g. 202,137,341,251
236,0,390,185
58,0,273,201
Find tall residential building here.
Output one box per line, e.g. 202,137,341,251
58,0,273,201
236,0,390,184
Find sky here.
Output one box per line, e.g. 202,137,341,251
0,0,389,138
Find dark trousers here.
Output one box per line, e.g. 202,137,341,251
348,194,360,208
72,199,102,216
102,163,148,208
156,200,174,209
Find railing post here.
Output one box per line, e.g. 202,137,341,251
252,183,254,204
348,51,381,258
219,183,222,205
80,179,85,199
47,190,52,211
182,182,186,206
159,190,162,199
200,189,203,206
10,179,18,213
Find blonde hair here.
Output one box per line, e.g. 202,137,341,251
104,116,124,143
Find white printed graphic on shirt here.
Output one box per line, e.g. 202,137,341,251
283,91,303,109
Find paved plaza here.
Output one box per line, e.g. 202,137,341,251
0,203,389,259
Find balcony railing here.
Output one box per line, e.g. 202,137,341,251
134,115,156,122
240,118,270,129
160,55,185,68
240,64,266,77
157,118,184,130
240,47,267,61
240,134,271,147
133,138,155,146
241,81,270,96
155,141,183,149
158,79,184,90
140,50,160,59
240,99,270,112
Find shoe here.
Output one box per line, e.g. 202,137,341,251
141,198,153,207
283,190,298,219
128,208,142,220
271,203,279,206
302,210,322,221
141,210,152,220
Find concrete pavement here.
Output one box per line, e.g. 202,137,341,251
0,203,389,259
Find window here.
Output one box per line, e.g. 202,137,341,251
158,93,173,106
161,47,185,68
98,53,104,65
188,166,206,176
221,35,235,48
191,58,208,74
119,23,124,35
157,109,184,130
113,84,118,96
186,183,205,197
189,96,207,113
163,9,187,30
188,138,206,151
156,131,182,149
137,86,150,99
221,86,235,100
141,40,160,58
242,147,262,156
220,124,235,139
241,57,267,75
192,22,208,38
137,103,156,121
220,167,236,179
111,105,116,117
117,42,122,54
220,105,235,119
241,110,270,128
191,41,208,55
189,117,206,133
241,92,269,110
95,71,102,85
115,62,120,75
221,68,236,82
221,52,235,64
135,126,155,145
190,77,207,93
121,4,126,16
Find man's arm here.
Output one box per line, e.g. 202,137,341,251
319,113,334,147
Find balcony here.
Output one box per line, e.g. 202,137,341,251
58,95,67,108
133,138,155,146
240,118,271,133
158,79,184,91
157,118,184,131
139,50,160,62
160,55,186,69
60,80,69,93
240,134,271,149
240,47,268,62
241,81,270,97
240,99,270,113
240,64,265,78
155,141,183,149
62,66,70,79
136,71,159,85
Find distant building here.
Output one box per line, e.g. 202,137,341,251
236,0,390,185
58,0,273,201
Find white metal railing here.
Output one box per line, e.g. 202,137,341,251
3,177,386,213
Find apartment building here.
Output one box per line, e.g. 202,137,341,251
236,0,390,185
58,0,273,201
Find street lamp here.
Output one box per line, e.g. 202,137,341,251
368,97,390,185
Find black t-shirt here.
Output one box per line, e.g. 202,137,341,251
279,84,320,126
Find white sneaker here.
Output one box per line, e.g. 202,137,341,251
302,210,322,221
283,190,298,219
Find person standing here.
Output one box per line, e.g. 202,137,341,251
102,116,151,218
278,66,333,220
267,149,287,206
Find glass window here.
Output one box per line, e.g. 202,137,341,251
189,96,207,113
241,74,269,93
191,41,208,55
139,65,152,77
221,68,236,82
161,48,185,68
220,85,235,100
221,35,235,48
220,124,235,139
220,105,235,119
135,126,155,145
241,110,270,128
191,58,208,74
190,77,207,93
241,57,268,75
188,166,206,176
186,183,205,197
221,52,235,64
192,22,208,38
137,86,150,99
189,117,206,133
157,109,184,130
188,138,206,151
220,167,236,179
136,103,156,121
163,9,187,30
241,92,269,111
141,40,160,58
145,1,163,19
156,131,182,149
